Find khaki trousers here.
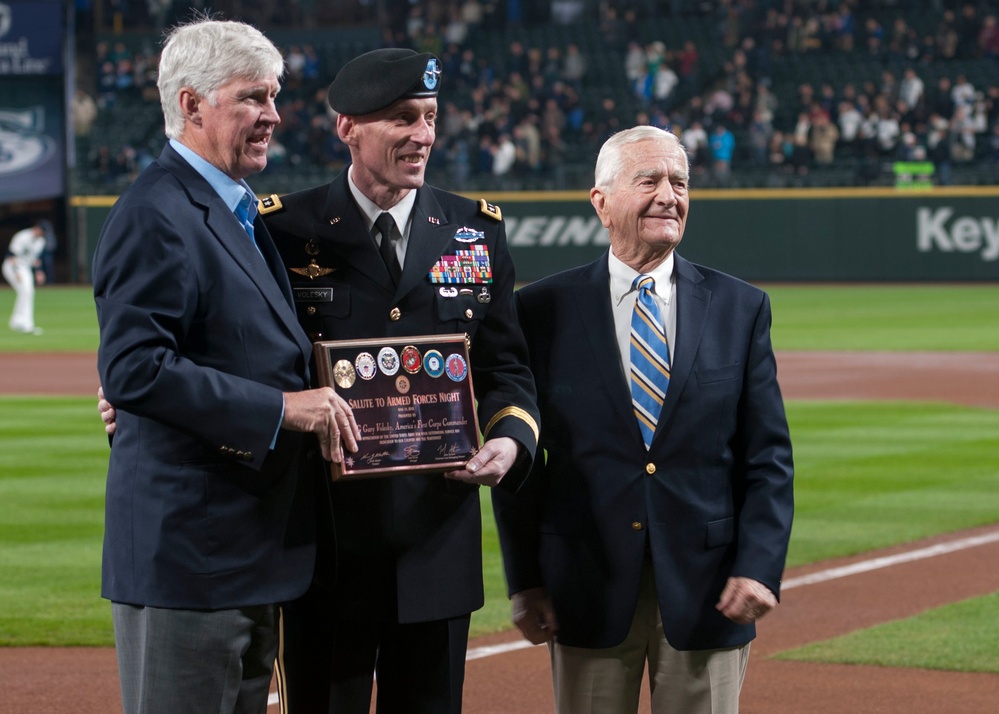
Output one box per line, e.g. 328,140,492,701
549,561,750,714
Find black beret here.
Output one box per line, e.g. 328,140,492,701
327,48,442,116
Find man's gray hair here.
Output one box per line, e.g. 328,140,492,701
157,18,284,139
593,126,689,190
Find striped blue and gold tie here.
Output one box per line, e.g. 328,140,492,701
630,275,671,450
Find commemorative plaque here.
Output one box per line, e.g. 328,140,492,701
314,334,481,480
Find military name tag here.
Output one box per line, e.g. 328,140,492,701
294,287,333,302
314,334,481,480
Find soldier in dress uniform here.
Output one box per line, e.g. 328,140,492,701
263,49,540,714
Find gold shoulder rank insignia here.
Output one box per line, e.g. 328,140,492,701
258,194,284,215
478,199,502,222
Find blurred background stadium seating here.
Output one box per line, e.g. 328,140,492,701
70,0,999,195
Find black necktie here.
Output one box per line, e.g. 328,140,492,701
375,212,401,285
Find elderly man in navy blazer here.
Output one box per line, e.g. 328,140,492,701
493,126,794,713
92,19,357,713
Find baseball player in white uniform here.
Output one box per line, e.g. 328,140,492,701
3,223,47,334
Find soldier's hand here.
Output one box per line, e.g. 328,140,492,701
444,436,520,487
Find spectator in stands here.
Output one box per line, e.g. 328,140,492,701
709,122,736,180
513,115,542,174
562,43,586,92
899,68,925,114
747,109,773,167
873,97,902,157
675,39,700,97
988,122,999,162
97,60,117,109
927,113,954,184
949,104,978,162
680,119,709,177
624,40,646,87
979,14,999,57
652,59,679,111
957,2,982,58
927,75,955,117
72,88,98,157
837,99,864,157
492,132,517,176
767,130,792,173
809,111,839,166
936,9,960,59
952,73,976,109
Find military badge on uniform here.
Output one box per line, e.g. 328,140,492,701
290,238,335,279
478,199,502,221
257,194,284,214
453,226,485,243
428,245,493,284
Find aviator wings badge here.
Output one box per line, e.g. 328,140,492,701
289,239,335,280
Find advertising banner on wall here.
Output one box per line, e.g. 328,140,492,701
0,0,65,204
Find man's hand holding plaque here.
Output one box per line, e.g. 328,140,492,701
443,436,520,487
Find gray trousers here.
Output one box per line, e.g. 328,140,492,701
112,602,278,714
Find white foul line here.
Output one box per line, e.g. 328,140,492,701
782,529,999,590
267,526,999,706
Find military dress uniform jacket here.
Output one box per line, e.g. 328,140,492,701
265,168,540,624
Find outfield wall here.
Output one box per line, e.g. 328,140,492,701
71,187,999,283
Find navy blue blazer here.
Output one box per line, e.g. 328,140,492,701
493,251,794,650
93,144,320,610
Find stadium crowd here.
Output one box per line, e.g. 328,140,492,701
74,0,999,192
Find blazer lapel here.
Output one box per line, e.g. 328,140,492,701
654,254,709,436
158,145,312,367
576,254,645,445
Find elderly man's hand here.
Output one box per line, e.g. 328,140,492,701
511,587,559,645
283,388,361,463
716,576,778,624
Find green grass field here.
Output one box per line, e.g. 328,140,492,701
1,284,998,674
